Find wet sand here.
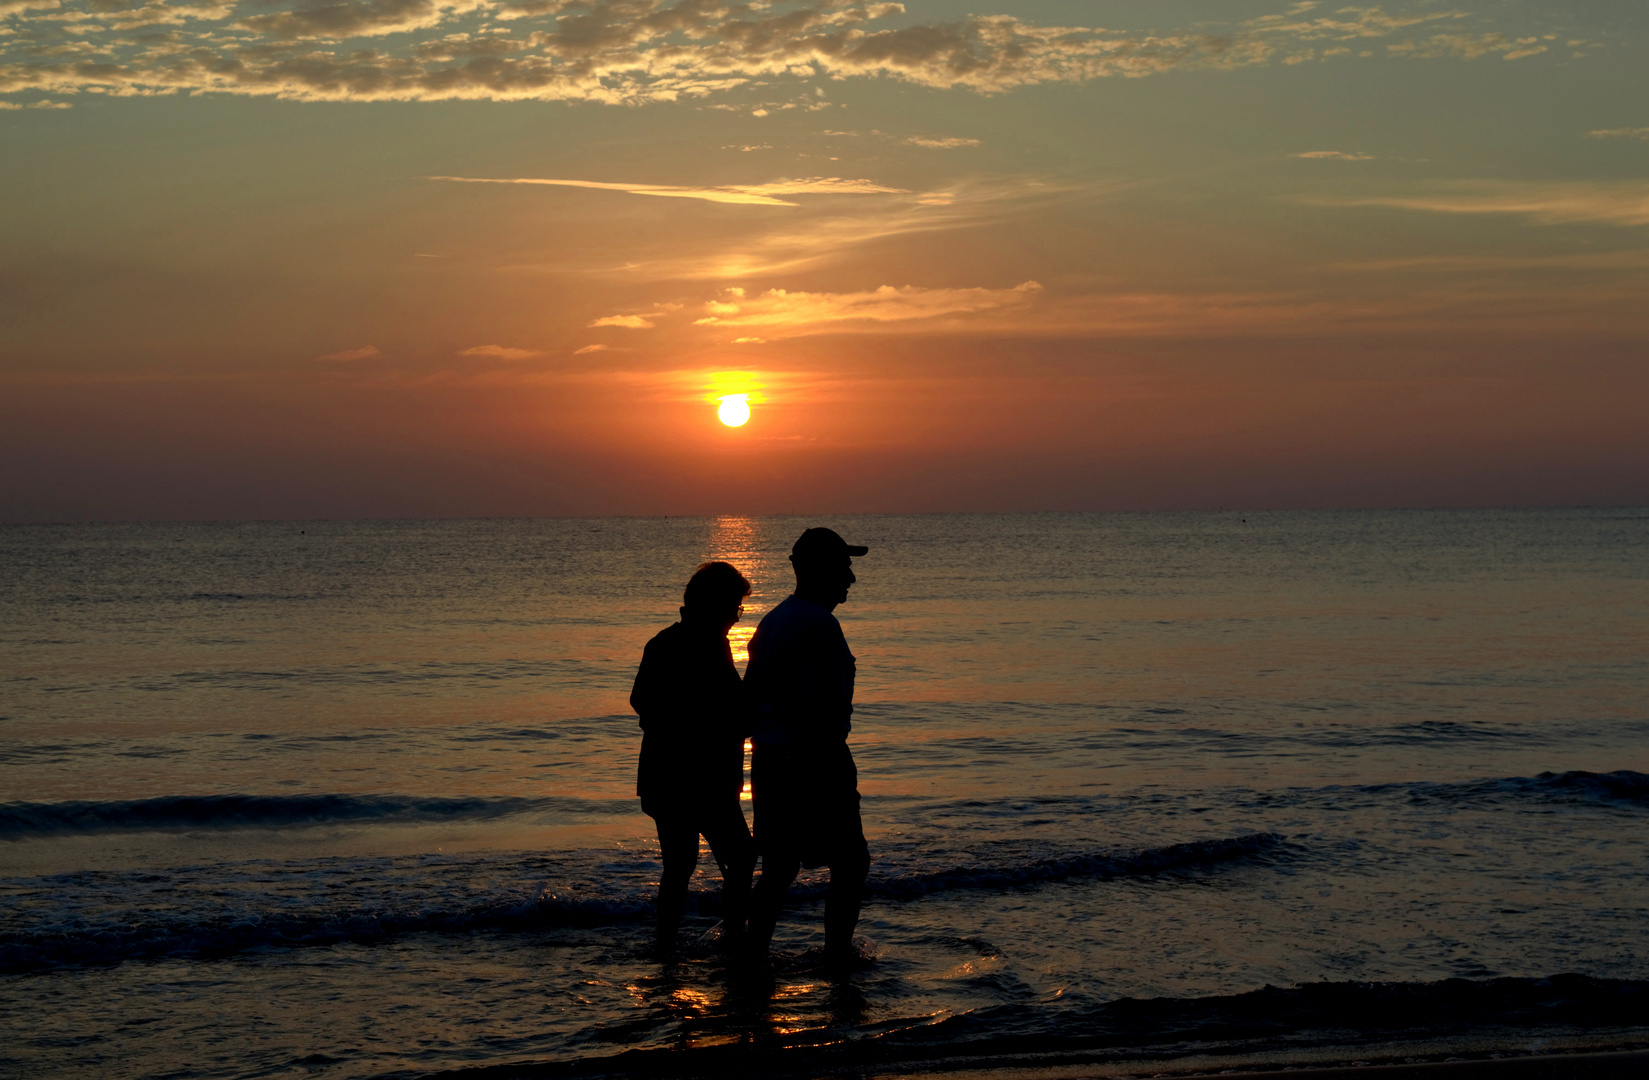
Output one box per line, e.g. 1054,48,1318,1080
1127,1049,1649,1079
932,1048,1649,1080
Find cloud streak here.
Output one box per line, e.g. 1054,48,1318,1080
316,344,383,362
691,280,1043,331
588,314,654,328
1317,181,1649,228
430,174,907,206
459,344,541,359
0,1,1577,105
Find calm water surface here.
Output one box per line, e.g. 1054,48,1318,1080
2,511,1647,1078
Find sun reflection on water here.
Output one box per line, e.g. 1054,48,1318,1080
702,517,770,801
705,515,771,666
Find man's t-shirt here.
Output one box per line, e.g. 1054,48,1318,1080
744,594,856,751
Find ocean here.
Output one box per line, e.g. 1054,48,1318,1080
2,510,1647,1078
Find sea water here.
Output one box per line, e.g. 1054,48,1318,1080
2,511,1647,1078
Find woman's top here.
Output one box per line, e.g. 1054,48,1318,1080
629,620,748,814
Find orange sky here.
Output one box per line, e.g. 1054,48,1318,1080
2,1,1646,519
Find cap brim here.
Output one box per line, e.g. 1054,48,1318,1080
845,545,869,556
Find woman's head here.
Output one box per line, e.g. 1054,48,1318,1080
681,561,752,629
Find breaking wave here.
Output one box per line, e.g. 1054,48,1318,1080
0,832,1283,974
0,793,629,837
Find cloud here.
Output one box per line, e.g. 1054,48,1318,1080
588,314,654,328
691,280,1043,331
572,343,609,354
547,178,1063,281
1315,181,1649,228
237,0,491,40
459,344,541,359
1293,150,1373,161
1588,127,1649,141
733,336,766,344
428,174,907,207
0,97,70,107
1386,32,1551,61
316,344,383,362
1334,250,1649,273
0,0,1572,105
904,135,980,149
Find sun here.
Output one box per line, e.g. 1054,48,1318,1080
717,394,751,427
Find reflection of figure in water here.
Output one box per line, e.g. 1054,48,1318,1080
745,528,872,963
630,561,756,951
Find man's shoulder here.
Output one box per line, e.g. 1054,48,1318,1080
758,595,840,634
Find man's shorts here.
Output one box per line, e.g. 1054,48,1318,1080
751,740,867,870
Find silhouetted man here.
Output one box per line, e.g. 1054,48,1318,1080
744,527,871,963
630,561,756,951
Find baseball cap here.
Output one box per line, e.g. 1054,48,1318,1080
789,526,869,562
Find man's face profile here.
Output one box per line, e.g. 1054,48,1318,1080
795,554,856,610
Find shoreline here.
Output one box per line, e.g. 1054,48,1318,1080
424,1038,1649,1080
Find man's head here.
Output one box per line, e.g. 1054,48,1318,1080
789,527,868,611
681,560,751,632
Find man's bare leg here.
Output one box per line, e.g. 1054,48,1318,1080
823,845,870,959
747,852,800,956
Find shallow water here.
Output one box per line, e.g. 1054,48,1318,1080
2,511,1647,1078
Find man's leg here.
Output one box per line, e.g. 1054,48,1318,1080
700,799,756,946
823,831,870,957
653,814,700,948
747,848,801,955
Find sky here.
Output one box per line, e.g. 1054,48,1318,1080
1,0,1645,520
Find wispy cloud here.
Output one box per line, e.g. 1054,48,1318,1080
316,344,383,362
1315,181,1649,228
0,97,70,108
0,1,1578,106
1293,150,1373,161
904,135,981,149
572,343,610,354
1334,250,1649,272
429,174,908,207
1387,32,1553,61
459,344,541,359
1587,127,1649,141
692,280,1043,331
237,0,490,39
588,314,654,328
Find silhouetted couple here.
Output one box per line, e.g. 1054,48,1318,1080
629,527,871,965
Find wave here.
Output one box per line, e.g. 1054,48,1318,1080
0,833,1279,974
0,793,630,837
861,832,1284,900
0,886,651,976
1529,770,1649,804
1385,770,1649,809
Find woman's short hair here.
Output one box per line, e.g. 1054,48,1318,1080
683,561,752,613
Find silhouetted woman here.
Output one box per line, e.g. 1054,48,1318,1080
630,561,756,950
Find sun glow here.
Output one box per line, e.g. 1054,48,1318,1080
717,394,751,426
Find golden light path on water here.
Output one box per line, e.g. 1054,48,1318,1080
706,515,767,802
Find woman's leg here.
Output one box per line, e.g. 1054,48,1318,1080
700,799,756,944
653,813,700,948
